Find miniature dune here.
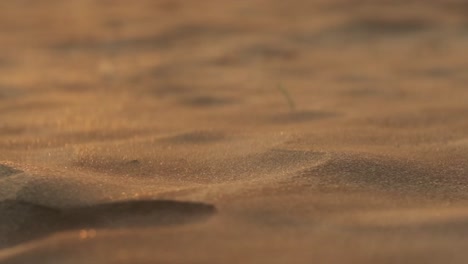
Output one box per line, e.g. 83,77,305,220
1,0,468,263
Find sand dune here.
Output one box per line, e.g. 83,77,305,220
1,0,468,263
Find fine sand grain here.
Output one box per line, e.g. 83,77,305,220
1,0,468,263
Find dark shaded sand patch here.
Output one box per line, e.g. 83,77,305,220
0,126,26,136
335,17,434,36
155,0,182,12
54,83,95,93
213,44,297,66
368,108,468,128
0,101,63,114
295,17,434,44
103,18,125,30
129,67,196,96
150,63,195,80
0,86,24,100
415,68,459,78
248,149,325,170
270,67,315,78
341,87,405,99
318,0,414,11
442,1,468,16
353,216,468,236
240,44,297,60
335,75,376,83
239,209,303,227
268,110,339,123
0,58,12,68
148,84,189,97
401,67,463,79
161,131,226,144
124,69,191,97
134,59,215,85
0,165,22,178
144,23,241,44
180,95,237,107
298,153,468,196
53,24,242,52
0,199,216,249
15,178,126,208
324,0,468,12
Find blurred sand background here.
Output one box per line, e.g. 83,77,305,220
1,0,468,263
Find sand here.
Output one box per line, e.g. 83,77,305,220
1,0,468,263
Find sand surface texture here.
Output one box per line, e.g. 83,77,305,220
1,0,468,263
